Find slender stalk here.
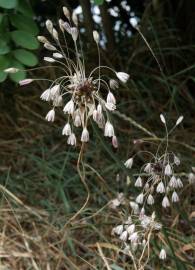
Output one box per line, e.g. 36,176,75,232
63,142,90,228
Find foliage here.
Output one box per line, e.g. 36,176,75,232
0,0,39,83
93,0,104,5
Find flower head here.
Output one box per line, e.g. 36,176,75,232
17,6,130,146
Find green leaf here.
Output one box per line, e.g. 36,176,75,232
0,0,18,9
10,14,39,35
0,40,10,55
16,0,34,17
13,49,38,67
93,0,104,5
9,60,26,82
111,264,124,270
11,30,39,50
0,55,10,69
0,55,10,82
0,71,7,82
0,14,4,24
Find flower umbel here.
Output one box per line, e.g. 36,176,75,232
124,115,185,209
17,7,129,147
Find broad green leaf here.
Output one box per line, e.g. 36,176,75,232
13,49,38,67
0,14,4,24
0,71,7,82
11,31,39,50
93,0,104,5
10,14,39,35
9,60,26,82
0,14,8,33
16,0,34,17
0,32,11,43
0,40,10,55
0,55,10,69
0,0,18,9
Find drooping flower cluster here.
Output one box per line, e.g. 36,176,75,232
125,114,185,209
111,200,165,267
109,192,126,209
6,6,129,147
112,211,162,249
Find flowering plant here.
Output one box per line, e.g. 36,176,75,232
5,6,129,147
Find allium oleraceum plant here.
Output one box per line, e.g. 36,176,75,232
125,114,184,209
4,6,192,270
5,6,129,147
110,114,186,269
110,193,165,269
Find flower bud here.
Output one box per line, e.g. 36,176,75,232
93,30,99,43
63,6,70,20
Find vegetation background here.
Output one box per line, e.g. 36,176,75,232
0,0,194,269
